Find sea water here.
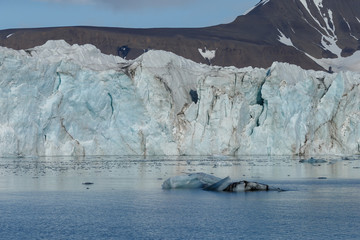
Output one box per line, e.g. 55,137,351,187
0,155,359,240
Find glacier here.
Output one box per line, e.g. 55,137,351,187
0,40,359,157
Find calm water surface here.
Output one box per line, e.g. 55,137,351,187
0,155,359,240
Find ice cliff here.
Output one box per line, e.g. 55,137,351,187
0,40,359,157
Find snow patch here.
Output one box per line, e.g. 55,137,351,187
300,0,326,27
277,30,294,47
320,35,342,57
325,9,336,35
300,0,339,51
350,33,358,41
308,51,360,72
299,1,341,57
198,47,216,63
299,0,310,14
343,17,351,30
319,9,342,56
313,0,323,9
343,17,359,40
6,33,14,39
259,0,270,5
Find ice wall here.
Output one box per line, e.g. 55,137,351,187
0,40,359,157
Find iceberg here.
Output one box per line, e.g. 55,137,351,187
162,173,282,192
161,172,222,189
0,40,359,157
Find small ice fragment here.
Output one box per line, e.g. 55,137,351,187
82,182,94,185
299,157,327,164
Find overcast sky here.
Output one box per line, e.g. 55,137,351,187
0,0,259,30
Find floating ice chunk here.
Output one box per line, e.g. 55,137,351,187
162,172,221,189
299,157,327,164
162,173,283,192
213,161,233,168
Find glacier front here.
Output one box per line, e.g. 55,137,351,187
0,40,359,157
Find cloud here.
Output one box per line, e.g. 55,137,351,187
36,0,197,9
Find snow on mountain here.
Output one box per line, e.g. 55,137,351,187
244,0,270,15
198,48,216,64
244,0,360,73
277,30,295,48
2,0,360,72
280,0,360,72
298,0,342,59
0,41,359,157
308,51,360,73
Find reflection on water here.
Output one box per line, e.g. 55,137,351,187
0,155,359,192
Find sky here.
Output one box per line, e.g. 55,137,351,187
0,0,259,30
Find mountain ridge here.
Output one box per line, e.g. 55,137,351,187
1,0,359,72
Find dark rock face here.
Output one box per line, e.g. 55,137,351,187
0,0,359,71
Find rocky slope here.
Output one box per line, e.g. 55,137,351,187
1,0,360,71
